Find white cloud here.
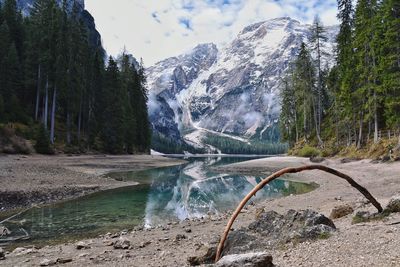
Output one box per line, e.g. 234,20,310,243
86,0,338,66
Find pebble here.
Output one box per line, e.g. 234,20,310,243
56,257,73,264
39,259,56,266
76,241,90,250
139,241,151,248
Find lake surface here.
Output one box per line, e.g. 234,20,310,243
0,156,317,248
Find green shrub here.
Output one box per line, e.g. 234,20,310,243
298,145,321,157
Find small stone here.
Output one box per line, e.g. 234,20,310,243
76,241,90,250
113,238,131,249
78,253,89,258
185,228,192,233
104,240,114,246
175,234,186,241
56,257,73,264
111,233,120,238
216,252,274,267
334,196,342,201
39,259,56,266
187,243,216,266
139,241,151,248
330,204,354,219
12,247,26,254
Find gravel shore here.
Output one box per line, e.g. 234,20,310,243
1,156,400,266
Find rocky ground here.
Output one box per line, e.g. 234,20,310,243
0,154,185,212
1,156,400,266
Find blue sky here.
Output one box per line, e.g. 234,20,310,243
86,0,338,66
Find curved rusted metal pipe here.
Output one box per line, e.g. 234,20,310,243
215,164,383,262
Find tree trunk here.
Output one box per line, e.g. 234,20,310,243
66,111,71,145
303,101,307,141
77,97,82,142
294,112,298,143
357,111,363,149
372,52,378,144
35,65,41,121
44,78,49,129
50,86,57,144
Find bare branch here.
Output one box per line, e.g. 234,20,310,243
215,165,383,262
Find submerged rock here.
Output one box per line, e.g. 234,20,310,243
0,247,5,260
216,252,274,267
0,226,11,236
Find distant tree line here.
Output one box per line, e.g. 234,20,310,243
204,134,288,155
0,0,151,154
280,0,400,148
151,132,206,154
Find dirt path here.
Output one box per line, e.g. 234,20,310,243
1,156,400,266
0,154,185,212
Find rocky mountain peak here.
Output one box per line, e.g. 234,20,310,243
147,17,338,150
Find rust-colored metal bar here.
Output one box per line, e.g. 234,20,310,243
215,165,383,262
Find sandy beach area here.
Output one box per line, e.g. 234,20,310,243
1,156,400,266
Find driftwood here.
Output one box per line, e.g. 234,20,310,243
0,207,32,225
0,227,30,243
215,165,383,262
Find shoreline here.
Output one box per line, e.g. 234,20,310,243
0,154,186,213
1,156,400,266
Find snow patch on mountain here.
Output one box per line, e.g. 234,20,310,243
147,17,338,149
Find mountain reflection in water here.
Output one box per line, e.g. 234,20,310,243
1,156,316,248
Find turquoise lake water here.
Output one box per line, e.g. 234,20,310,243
0,156,317,248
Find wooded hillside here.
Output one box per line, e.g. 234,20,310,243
280,0,400,154
0,0,151,154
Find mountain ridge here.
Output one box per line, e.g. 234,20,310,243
147,17,338,151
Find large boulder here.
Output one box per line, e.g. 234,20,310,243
224,209,335,255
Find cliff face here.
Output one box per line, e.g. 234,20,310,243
5,0,101,49
147,17,338,149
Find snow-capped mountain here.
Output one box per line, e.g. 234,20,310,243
147,17,337,149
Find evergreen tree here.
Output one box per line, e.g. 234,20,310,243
336,0,356,145
294,43,316,141
309,15,328,145
379,0,400,141
0,21,10,62
134,60,151,152
101,57,125,154
353,0,380,145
